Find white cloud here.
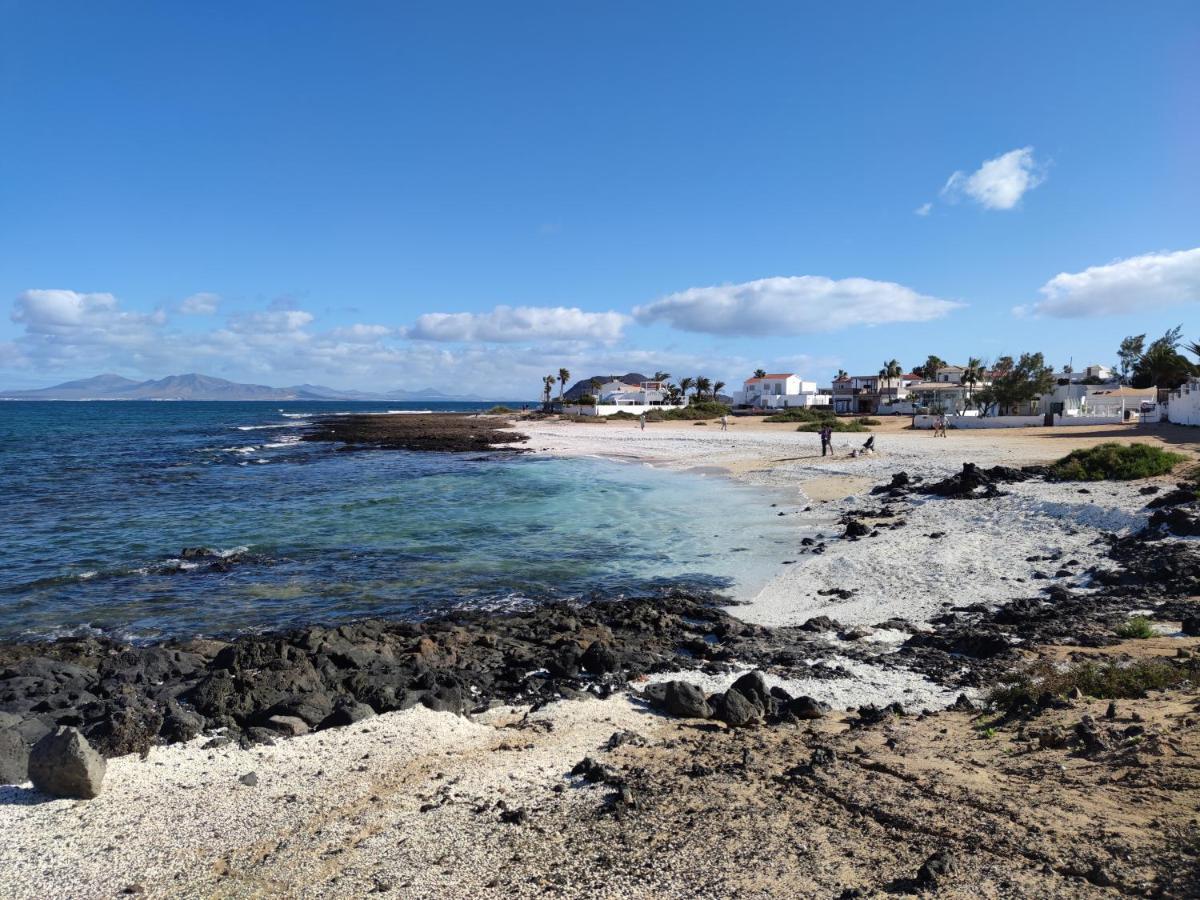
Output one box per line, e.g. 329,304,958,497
12,289,166,345
227,309,315,334
179,292,220,315
408,305,629,343
914,202,932,217
328,323,393,343
940,147,1046,210
633,276,962,336
1019,247,1200,318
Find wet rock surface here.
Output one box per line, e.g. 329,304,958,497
302,413,528,453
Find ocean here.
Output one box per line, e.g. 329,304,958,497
0,401,796,642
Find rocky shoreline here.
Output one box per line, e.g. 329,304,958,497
4,463,1198,791
301,412,529,453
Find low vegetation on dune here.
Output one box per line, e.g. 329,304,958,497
988,657,1196,710
763,407,832,423
663,401,732,420
795,419,867,433
487,405,517,414
765,408,879,428
1047,442,1186,481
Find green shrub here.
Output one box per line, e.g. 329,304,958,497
659,401,731,421
858,417,881,426
559,413,608,423
608,410,638,420
988,658,1193,710
763,407,835,423
487,405,516,414
1047,443,1185,481
796,420,867,433
1115,616,1156,639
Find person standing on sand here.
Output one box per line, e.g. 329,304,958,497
819,424,833,456
720,414,729,432
639,412,646,431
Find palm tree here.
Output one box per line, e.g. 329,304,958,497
713,380,726,401
878,359,902,389
960,357,984,407
590,377,604,405
679,376,695,401
557,368,570,403
653,371,670,383
753,368,767,379
665,384,682,405
836,369,848,380
695,376,712,401
542,375,555,407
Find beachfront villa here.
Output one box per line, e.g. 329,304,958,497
831,373,913,414
732,374,829,410
597,379,672,406
1037,366,1154,419
900,366,992,415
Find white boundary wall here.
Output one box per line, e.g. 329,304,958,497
1168,381,1200,426
914,413,1144,429
914,415,1043,429
566,404,687,417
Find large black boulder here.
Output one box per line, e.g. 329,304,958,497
711,688,762,727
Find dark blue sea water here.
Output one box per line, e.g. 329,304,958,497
0,401,796,641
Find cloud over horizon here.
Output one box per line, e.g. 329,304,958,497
633,275,962,336
2,291,659,396
941,147,1046,211
1018,247,1200,318
408,305,629,343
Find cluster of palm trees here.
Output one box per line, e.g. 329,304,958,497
541,368,573,406
541,368,726,407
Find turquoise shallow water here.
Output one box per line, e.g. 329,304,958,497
0,401,796,641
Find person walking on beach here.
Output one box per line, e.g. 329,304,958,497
819,424,833,456
720,414,729,432
639,412,646,431
934,414,947,437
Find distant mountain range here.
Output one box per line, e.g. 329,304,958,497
0,373,495,402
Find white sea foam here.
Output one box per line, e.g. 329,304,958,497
235,423,294,431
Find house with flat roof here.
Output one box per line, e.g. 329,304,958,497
831,373,910,414
732,374,828,410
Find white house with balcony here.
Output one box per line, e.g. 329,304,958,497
598,379,672,406
732,374,829,410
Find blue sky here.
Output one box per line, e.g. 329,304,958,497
2,1,1197,396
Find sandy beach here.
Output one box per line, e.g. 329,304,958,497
3,415,1199,898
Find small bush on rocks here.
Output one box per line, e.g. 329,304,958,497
1048,443,1185,481
1115,616,1156,639
988,658,1195,710
487,405,516,414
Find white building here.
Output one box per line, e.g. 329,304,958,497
1036,364,1151,419
1168,378,1200,426
733,374,829,409
598,380,672,406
